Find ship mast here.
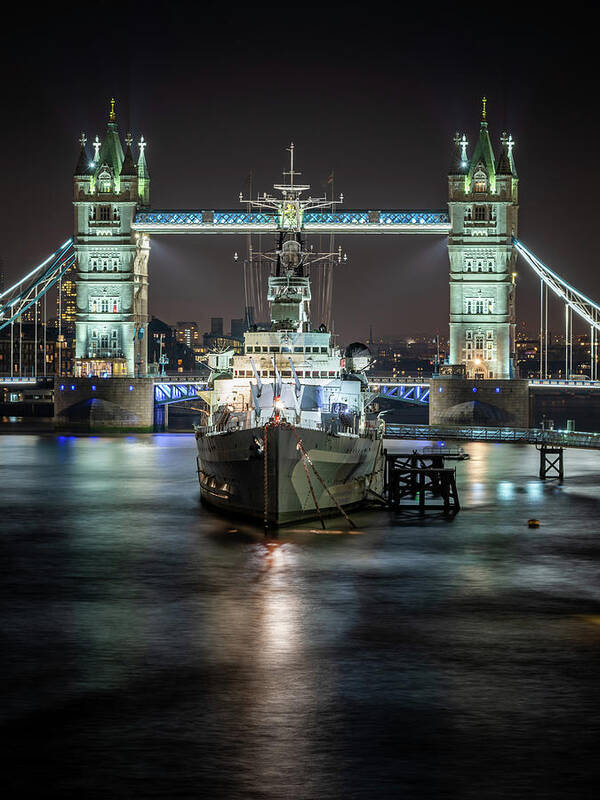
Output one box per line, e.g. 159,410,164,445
238,142,346,276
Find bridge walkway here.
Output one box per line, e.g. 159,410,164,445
383,423,600,451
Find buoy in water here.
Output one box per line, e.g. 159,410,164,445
528,519,540,528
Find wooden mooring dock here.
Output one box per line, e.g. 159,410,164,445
383,450,460,515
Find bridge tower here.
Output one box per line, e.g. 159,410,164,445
447,100,518,379
72,100,150,377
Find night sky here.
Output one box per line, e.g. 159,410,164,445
2,7,597,343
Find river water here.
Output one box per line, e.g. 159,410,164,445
1,433,599,798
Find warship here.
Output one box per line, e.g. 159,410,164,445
195,146,384,526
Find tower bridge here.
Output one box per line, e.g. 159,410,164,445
2,98,600,433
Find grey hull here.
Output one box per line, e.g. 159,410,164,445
196,423,384,526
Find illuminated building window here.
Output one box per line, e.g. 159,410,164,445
99,206,110,221
465,207,472,221
89,297,121,313
465,298,494,315
98,170,111,193
473,171,487,193
474,206,486,221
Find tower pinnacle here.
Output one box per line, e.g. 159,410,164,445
109,97,116,123
482,96,487,121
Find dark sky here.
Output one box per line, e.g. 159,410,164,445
2,6,597,342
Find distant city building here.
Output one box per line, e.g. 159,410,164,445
175,321,199,348
148,316,205,374
230,318,245,341
0,323,59,376
210,317,224,337
369,335,447,377
57,262,77,326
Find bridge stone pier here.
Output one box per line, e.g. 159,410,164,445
54,378,154,430
429,375,530,427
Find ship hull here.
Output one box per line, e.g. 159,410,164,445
196,423,384,526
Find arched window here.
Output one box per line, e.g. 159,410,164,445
98,170,111,193
473,170,487,193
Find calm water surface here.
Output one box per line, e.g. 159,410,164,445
1,433,600,798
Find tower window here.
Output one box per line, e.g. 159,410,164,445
465,298,494,315
473,171,487,193
474,206,486,221
99,206,111,221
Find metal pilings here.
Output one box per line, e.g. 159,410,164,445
538,445,564,481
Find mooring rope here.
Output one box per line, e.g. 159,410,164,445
263,423,269,531
298,444,326,529
290,425,356,529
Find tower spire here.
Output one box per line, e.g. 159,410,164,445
74,131,92,175
482,96,487,121
109,97,116,123
137,134,150,206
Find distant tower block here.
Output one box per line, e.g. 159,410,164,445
447,99,518,379
72,100,151,377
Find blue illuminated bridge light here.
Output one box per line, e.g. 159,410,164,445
133,209,451,229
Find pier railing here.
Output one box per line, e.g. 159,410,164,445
383,423,600,450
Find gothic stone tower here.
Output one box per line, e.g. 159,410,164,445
447,100,518,380
72,100,150,377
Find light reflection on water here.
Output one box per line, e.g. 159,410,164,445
1,433,600,798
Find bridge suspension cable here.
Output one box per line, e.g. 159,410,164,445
514,238,600,380
514,238,600,331
0,239,75,332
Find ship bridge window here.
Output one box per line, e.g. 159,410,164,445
269,346,279,353
321,347,328,354
262,347,268,353
246,346,253,353
312,347,319,353
294,346,303,353
281,346,291,353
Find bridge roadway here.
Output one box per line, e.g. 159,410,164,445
4,375,600,449
5,375,600,408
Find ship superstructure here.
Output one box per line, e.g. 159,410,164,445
196,145,383,525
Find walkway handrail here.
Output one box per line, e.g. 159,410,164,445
383,422,600,450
